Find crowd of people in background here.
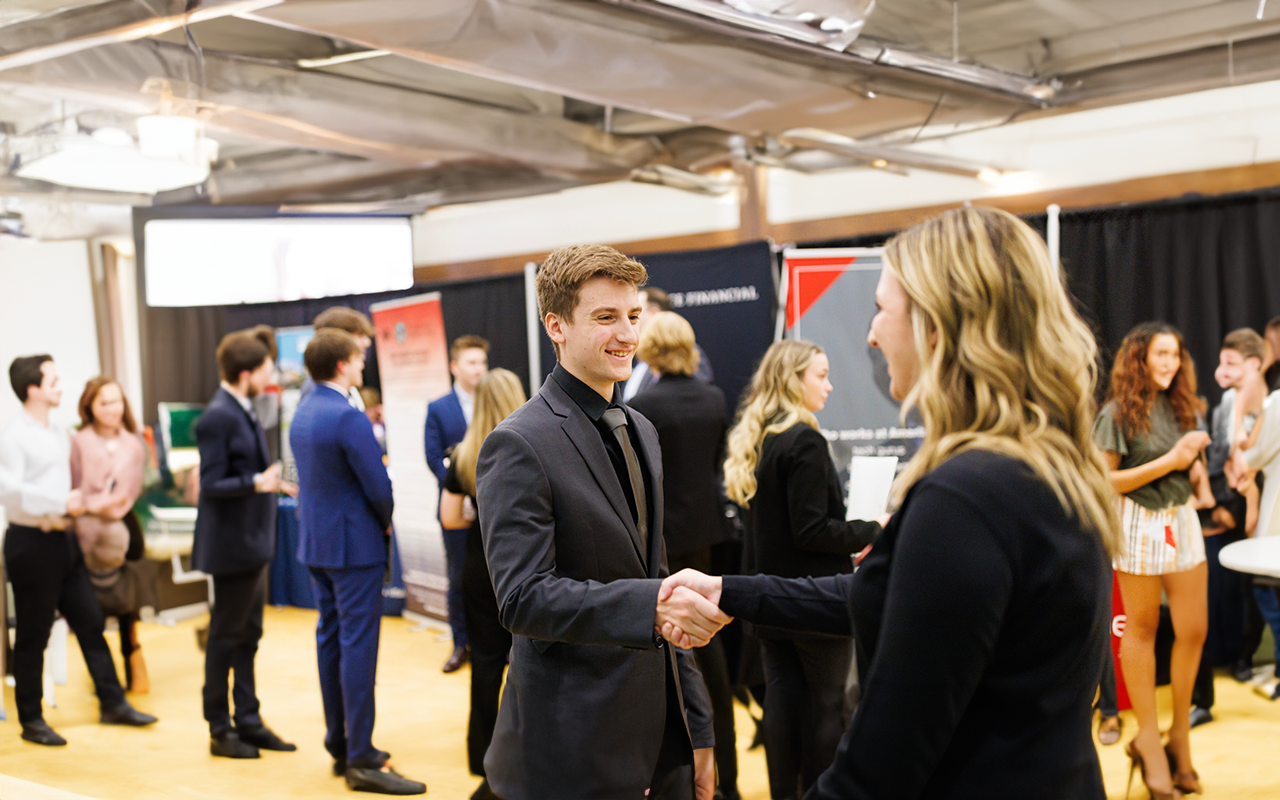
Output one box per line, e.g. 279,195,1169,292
4,213,1280,800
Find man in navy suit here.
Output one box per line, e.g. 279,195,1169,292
194,325,298,759
292,329,426,795
423,334,489,673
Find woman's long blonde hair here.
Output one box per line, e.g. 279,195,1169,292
724,340,823,507
885,206,1120,555
452,368,527,496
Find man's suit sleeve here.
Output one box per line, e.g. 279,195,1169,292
477,425,662,650
197,410,257,498
424,401,449,486
339,409,395,530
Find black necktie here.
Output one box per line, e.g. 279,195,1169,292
601,407,648,559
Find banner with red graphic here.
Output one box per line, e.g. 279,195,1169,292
370,292,452,619
782,248,922,482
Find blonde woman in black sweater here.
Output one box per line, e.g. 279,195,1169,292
723,339,883,800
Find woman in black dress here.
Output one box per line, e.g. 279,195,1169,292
440,368,526,800
663,207,1120,800
722,339,883,800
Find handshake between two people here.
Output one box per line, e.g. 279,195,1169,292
653,569,729,650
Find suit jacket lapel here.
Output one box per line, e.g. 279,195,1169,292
543,380,646,570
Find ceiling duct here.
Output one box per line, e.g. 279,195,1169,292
649,0,875,51
777,127,998,180
244,0,1042,144
0,39,663,180
0,0,282,72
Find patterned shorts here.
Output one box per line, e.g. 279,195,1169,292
1113,497,1206,576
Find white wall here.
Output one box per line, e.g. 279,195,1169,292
767,79,1280,224
0,238,101,433
413,180,739,266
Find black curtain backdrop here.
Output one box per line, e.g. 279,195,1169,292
801,188,1280,408
139,273,527,424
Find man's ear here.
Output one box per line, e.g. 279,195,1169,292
545,313,567,345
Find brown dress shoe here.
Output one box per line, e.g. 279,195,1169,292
442,645,470,673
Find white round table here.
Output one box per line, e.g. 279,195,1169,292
1219,536,1280,579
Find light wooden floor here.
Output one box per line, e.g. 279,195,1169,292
1,607,1278,799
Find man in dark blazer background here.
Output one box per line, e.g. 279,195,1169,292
424,334,489,674
291,329,426,795
629,311,740,800
194,325,297,759
476,244,731,800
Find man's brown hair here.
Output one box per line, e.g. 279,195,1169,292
314,306,374,338
9,354,52,403
450,335,490,363
216,325,276,383
536,245,647,357
304,329,361,382
1222,328,1266,363
642,287,672,312
1267,316,1280,332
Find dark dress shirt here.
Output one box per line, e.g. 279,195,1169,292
552,364,652,529
719,450,1111,799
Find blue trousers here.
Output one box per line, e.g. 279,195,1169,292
1254,584,1280,670
443,527,469,649
310,564,384,765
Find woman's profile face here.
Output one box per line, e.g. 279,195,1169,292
800,352,832,413
91,382,126,431
867,267,919,401
1146,333,1181,391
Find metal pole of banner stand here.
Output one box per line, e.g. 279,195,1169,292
774,248,791,343
1047,203,1061,275
524,262,541,392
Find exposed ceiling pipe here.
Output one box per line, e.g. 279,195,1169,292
0,40,663,179
0,0,282,72
244,0,1041,142
777,127,999,180
649,0,875,51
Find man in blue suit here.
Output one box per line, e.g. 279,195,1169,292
291,329,426,796
423,334,488,673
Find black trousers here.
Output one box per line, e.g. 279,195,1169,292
670,547,739,797
463,526,512,776
203,566,266,735
3,525,125,724
760,635,853,800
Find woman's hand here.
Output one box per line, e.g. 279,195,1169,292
1167,431,1211,471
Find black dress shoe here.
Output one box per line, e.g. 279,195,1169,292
1189,706,1214,728
100,702,158,726
210,731,261,759
237,724,297,752
334,749,392,776
442,645,470,674
345,765,426,795
21,721,67,747
1233,659,1255,682
470,778,502,800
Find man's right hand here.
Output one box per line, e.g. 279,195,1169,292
655,570,730,649
1168,431,1211,471
65,489,85,517
255,462,282,494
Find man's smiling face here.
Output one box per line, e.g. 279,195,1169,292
548,276,642,400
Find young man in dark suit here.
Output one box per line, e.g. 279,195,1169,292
291,329,426,795
476,244,730,800
194,326,297,759
424,334,489,673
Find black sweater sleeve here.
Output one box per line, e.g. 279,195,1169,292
784,428,880,554
808,482,1015,800
720,573,854,637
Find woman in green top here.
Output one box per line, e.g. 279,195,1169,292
1094,322,1213,800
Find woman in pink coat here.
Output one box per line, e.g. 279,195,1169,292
70,376,148,692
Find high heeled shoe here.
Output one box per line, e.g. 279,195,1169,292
1124,740,1179,800
1164,743,1202,795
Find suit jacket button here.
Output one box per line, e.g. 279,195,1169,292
654,633,665,649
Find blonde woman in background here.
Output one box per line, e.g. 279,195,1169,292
662,207,1119,799
722,339,883,800
440,368,527,800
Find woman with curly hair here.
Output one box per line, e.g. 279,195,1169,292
1094,322,1214,799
